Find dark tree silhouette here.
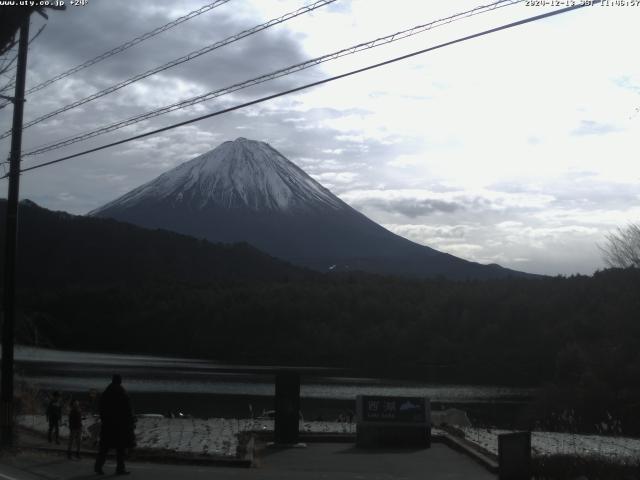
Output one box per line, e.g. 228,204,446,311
600,223,640,268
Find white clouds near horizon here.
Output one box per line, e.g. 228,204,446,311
1,0,639,275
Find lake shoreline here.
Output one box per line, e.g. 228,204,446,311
15,345,533,428
23,387,528,429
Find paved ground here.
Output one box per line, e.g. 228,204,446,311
0,443,495,479
258,443,496,479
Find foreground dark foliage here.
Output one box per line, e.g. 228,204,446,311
13,269,640,432
2,200,640,434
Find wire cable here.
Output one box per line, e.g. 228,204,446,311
4,1,599,180
0,0,336,140
0,56,18,78
0,24,47,97
23,0,524,157
0,0,231,109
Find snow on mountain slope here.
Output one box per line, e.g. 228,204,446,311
94,138,343,213
91,138,531,279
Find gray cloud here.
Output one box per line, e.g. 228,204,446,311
613,76,640,93
1,0,634,278
4,0,323,155
351,197,461,217
571,120,619,136
383,217,606,276
490,175,640,213
26,2,316,93
1,0,426,183
13,96,422,215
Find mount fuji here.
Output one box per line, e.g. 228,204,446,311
90,138,528,279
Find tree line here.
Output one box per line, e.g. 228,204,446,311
3,200,640,433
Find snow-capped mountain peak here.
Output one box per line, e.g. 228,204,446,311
91,137,530,280
95,138,344,213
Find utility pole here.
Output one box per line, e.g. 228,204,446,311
1,12,30,446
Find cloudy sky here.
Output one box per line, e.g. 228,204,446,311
1,0,639,276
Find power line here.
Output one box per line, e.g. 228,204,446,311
0,38,17,59
5,1,599,180
23,0,524,157
0,0,336,140
0,24,47,97
0,57,18,77
0,0,231,108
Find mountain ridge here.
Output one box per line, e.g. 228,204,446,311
91,138,534,280
0,199,309,289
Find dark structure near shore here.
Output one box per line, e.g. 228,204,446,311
274,372,301,445
356,395,431,448
498,431,531,480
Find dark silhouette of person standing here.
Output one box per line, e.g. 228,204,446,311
46,391,62,444
67,399,82,459
94,375,135,476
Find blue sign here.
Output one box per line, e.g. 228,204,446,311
361,396,427,422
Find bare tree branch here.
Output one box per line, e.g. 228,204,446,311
600,223,640,269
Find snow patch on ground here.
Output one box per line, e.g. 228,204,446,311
17,415,355,458
20,414,638,464
460,427,640,465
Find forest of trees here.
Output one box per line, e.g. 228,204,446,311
2,200,640,433
13,268,640,433
15,268,639,382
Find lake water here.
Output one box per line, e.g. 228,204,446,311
13,346,533,424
